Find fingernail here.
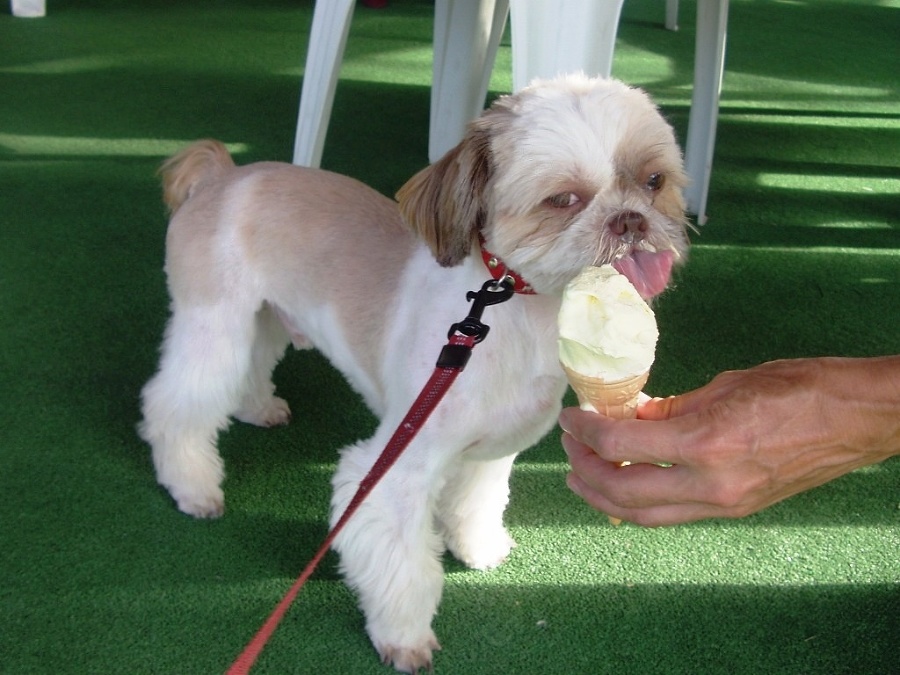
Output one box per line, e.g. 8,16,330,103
560,432,575,456
558,408,573,432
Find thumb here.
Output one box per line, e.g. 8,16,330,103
638,376,735,421
637,395,681,421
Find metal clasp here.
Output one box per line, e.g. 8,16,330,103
447,278,515,344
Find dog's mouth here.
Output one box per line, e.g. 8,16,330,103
611,249,675,300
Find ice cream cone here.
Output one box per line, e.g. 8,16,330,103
558,265,658,527
561,365,648,418
561,365,648,526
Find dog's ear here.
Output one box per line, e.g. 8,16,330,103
396,125,493,267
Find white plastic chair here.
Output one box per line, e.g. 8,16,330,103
292,0,727,223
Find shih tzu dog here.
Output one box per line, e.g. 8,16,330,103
139,74,689,672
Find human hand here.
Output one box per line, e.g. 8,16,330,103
559,356,900,526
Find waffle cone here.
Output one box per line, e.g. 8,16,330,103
561,365,649,419
562,365,648,527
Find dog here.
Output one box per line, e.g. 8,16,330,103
139,74,689,673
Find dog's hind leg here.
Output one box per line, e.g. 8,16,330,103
139,303,258,518
436,454,518,570
233,303,291,428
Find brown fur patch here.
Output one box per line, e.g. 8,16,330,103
159,139,235,213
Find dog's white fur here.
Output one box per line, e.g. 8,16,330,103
139,75,689,673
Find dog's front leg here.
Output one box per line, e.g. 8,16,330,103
436,454,518,570
330,432,450,674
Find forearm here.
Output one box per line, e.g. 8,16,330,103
813,355,900,466
701,356,900,507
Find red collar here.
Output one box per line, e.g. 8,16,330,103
479,237,536,295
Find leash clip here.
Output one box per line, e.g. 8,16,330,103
447,278,515,345
438,278,515,369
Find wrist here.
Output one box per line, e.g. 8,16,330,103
818,355,900,463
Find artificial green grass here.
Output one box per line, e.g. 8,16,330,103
1,1,898,673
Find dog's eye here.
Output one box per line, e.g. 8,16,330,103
645,172,665,192
544,192,580,209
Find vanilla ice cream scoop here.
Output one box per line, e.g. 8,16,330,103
558,265,658,381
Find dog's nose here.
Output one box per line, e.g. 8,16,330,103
608,210,646,236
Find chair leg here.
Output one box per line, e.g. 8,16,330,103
292,0,356,167
682,0,729,223
11,0,46,17
429,0,509,163
509,0,626,91
665,0,679,31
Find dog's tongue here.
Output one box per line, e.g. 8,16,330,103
613,250,674,299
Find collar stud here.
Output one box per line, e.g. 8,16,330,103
478,237,536,295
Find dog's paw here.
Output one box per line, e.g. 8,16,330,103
234,396,291,428
376,633,441,674
448,527,517,571
171,486,225,519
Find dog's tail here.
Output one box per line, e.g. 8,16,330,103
159,139,235,214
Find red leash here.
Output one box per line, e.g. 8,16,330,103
226,279,515,674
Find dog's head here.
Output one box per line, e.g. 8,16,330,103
396,74,690,299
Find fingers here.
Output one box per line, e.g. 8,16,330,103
567,470,724,526
558,406,688,466
559,372,745,464
560,432,686,505
561,434,724,527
